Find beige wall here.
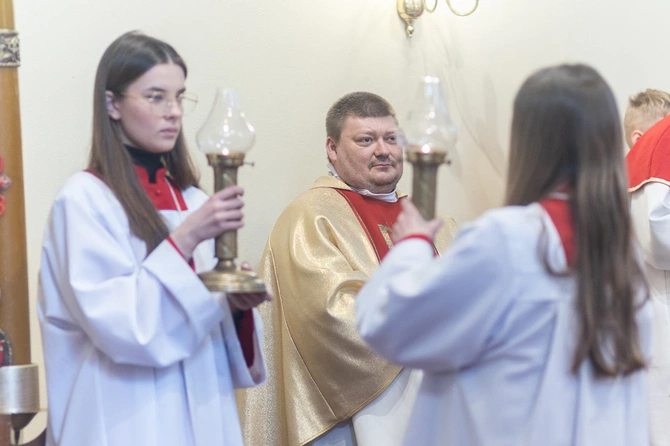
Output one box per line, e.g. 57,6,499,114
12,0,670,438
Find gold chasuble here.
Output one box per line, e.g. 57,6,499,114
236,176,457,445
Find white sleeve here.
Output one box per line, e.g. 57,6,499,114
633,182,670,270
356,219,513,372
40,188,226,368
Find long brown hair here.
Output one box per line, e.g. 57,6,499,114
505,64,647,376
88,31,199,253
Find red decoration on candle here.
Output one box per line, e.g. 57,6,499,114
0,328,9,367
0,154,8,217
0,154,9,191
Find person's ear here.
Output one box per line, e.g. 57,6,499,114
631,130,644,145
105,91,121,120
326,137,337,163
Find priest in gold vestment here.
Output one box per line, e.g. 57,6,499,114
237,92,457,445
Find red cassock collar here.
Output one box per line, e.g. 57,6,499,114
540,197,575,267
133,165,188,211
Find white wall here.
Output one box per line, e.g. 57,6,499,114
13,0,670,439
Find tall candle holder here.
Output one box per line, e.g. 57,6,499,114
196,88,265,293
403,76,457,220
0,18,43,445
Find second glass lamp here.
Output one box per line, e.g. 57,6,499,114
403,76,457,220
196,87,266,293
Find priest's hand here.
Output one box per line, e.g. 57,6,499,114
170,186,245,260
226,261,273,312
392,199,443,245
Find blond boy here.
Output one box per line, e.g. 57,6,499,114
625,88,670,445
624,89,670,148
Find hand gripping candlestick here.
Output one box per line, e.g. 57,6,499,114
196,88,266,293
403,76,457,220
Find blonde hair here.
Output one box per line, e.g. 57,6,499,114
623,89,670,148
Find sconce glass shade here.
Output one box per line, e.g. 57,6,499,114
397,0,479,37
404,76,457,156
196,88,255,155
397,0,425,37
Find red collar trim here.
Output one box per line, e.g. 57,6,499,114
134,165,187,211
539,198,575,267
83,167,188,211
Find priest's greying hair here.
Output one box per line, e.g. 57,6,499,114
623,89,670,148
326,92,398,142
505,64,648,377
88,31,199,253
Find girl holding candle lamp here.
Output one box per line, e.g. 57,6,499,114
356,64,652,445
37,31,268,446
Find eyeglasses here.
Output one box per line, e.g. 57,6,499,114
123,91,198,116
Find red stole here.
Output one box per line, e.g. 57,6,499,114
539,198,575,267
336,189,439,261
626,114,670,192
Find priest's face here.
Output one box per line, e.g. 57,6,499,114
106,63,185,154
326,116,403,194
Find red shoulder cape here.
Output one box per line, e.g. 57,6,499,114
626,114,670,192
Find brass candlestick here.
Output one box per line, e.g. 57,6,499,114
197,88,265,294
0,9,43,445
407,150,448,220
404,76,457,219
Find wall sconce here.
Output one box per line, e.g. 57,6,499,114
397,0,479,37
